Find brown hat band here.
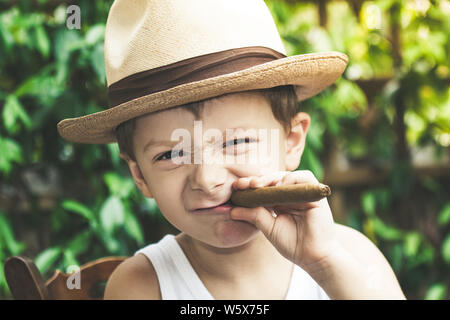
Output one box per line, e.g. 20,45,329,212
107,46,286,108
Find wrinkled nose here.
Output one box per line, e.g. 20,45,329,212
189,164,226,195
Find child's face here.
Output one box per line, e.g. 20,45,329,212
122,91,309,248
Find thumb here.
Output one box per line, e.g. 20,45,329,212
230,206,276,236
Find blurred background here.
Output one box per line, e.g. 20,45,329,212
0,0,449,300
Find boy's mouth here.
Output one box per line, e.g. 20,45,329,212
194,198,234,211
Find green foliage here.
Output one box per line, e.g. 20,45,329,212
268,0,450,299
0,0,169,299
0,0,448,300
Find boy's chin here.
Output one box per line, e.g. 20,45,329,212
212,219,260,248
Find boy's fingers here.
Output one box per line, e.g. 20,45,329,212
232,177,251,190
230,207,276,236
233,171,287,190
279,170,318,185
249,175,282,188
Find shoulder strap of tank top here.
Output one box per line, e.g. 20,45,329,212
285,264,330,300
135,234,214,299
162,235,214,299
134,234,178,299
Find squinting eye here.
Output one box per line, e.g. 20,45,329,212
155,149,184,161
223,137,256,148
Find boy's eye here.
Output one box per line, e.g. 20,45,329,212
155,138,256,161
155,149,184,161
222,137,256,148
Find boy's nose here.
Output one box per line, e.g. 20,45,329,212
189,164,226,195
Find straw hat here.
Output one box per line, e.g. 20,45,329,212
57,0,349,144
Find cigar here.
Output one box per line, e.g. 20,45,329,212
230,183,331,208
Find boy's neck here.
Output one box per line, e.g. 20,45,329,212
175,231,293,285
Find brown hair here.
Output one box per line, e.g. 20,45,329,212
115,85,299,162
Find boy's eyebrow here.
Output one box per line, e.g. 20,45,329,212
143,127,257,153
143,139,179,154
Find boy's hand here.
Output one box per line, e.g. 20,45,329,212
230,170,337,269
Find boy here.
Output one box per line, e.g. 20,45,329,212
57,0,405,299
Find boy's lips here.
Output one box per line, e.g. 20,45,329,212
191,198,235,212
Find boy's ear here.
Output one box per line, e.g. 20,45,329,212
120,152,153,198
284,112,310,171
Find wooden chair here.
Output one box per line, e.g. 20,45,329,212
4,255,127,300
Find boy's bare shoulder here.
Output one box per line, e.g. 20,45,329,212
334,223,405,295
104,253,161,300
335,223,387,263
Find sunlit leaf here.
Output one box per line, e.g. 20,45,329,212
442,234,450,264
403,232,421,257
107,143,121,167
0,213,25,255
438,203,450,226
34,25,50,58
85,24,105,45
62,200,95,221
91,42,106,84
361,192,376,216
66,230,92,256
124,211,144,245
424,283,447,300
0,136,23,175
63,250,78,269
298,146,323,180
363,218,377,244
372,217,403,240
104,172,135,199
35,247,61,274
2,95,32,134
100,196,125,234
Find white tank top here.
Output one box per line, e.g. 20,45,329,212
134,234,330,300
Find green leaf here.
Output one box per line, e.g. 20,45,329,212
62,250,78,269
2,95,32,134
34,25,50,58
334,78,367,113
0,136,23,175
390,243,403,272
101,232,120,253
35,247,61,274
85,24,105,45
62,200,95,221
424,283,447,300
403,232,421,257
442,234,450,264
100,196,125,234
91,42,106,84
2,96,18,134
124,211,144,245
361,192,376,216
66,230,92,256
54,29,81,63
0,213,25,255
107,143,121,167
0,19,14,50
304,118,324,151
363,218,377,244
372,217,403,240
298,146,323,180
104,172,135,199
438,203,450,226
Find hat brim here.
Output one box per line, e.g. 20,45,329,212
57,51,348,144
